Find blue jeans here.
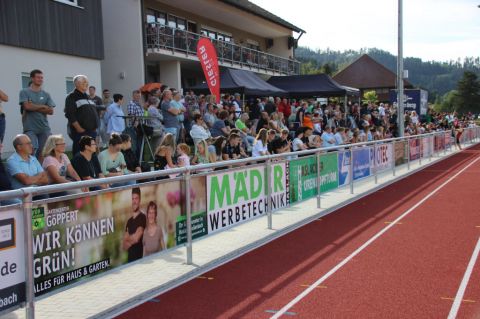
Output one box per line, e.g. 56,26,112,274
25,130,51,159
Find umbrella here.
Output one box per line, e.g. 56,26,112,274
140,82,162,93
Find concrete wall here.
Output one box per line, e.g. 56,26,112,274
159,61,182,91
268,36,294,59
0,44,101,154
101,0,145,102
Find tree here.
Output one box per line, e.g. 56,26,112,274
362,90,378,104
439,90,459,112
455,71,480,114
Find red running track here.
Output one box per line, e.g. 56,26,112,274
118,146,480,319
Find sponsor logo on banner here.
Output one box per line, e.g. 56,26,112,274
0,209,25,313
197,38,220,103
288,154,338,204
352,148,371,180
373,144,393,172
207,162,288,233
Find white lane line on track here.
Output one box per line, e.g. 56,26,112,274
270,155,480,319
447,237,480,319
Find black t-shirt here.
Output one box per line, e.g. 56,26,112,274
126,212,146,262
222,143,241,159
71,152,102,179
122,149,139,172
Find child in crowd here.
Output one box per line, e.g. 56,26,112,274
169,143,190,178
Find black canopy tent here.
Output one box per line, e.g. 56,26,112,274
189,68,287,97
267,74,360,119
267,74,359,98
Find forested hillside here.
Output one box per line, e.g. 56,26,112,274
295,47,480,103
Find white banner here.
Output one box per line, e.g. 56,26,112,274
372,143,393,172
0,208,25,313
422,136,434,158
206,162,288,234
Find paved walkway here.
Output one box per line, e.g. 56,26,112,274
3,142,474,319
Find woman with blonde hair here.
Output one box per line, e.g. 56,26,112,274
42,135,82,184
42,134,84,195
252,128,269,157
143,201,165,257
154,133,176,172
192,139,216,165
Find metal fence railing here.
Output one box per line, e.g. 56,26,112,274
145,23,300,75
0,127,478,319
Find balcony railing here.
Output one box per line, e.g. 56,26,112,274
145,23,300,75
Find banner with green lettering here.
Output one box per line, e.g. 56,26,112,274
30,179,202,296
289,153,338,204
206,162,288,233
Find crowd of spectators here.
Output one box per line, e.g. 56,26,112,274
0,69,476,204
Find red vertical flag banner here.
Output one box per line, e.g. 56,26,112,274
197,38,220,103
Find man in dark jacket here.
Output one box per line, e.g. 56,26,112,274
64,75,99,155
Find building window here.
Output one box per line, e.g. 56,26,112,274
146,9,166,25
66,77,74,94
21,73,30,89
200,28,233,43
52,0,83,9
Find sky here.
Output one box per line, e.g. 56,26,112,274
251,0,480,62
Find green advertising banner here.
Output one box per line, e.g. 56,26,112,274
206,162,289,234
31,177,207,296
289,153,338,204
320,153,339,193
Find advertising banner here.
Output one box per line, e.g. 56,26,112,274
0,208,25,313
320,153,339,193
421,136,434,158
372,143,393,172
445,132,452,148
409,138,420,161
197,38,220,103
175,176,208,245
338,151,351,187
434,134,445,152
352,147,371,180
288,153,338,204
31,180,205,296
207,162,288,233
395,141,407,166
